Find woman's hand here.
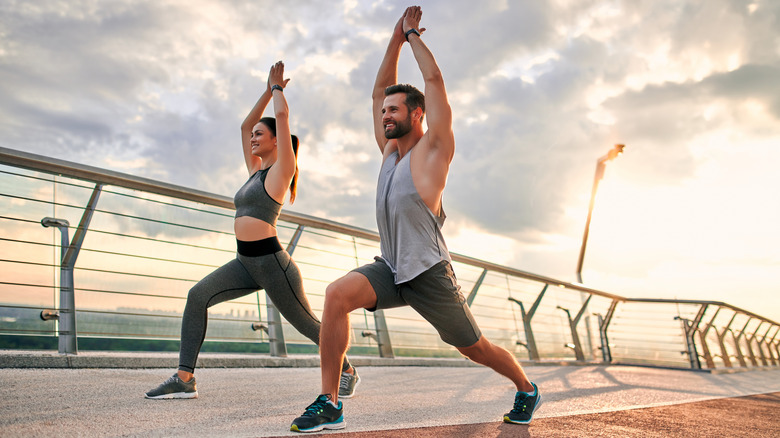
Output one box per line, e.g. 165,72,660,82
268,61,290,90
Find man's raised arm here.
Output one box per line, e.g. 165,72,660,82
372,10,408,153
403,7,455,164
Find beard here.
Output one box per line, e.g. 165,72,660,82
384,114,413,139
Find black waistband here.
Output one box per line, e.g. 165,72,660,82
236,237,283,257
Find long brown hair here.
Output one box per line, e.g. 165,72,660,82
259,117,299,204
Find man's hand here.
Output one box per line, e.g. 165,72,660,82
394,6,426,42
402,6,425,34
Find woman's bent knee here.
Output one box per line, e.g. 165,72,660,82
185,284,212,309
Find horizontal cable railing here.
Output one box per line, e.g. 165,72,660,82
1,145,778,369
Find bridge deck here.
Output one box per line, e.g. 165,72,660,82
1,351,778,437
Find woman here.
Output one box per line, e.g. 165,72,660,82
145,61,359,400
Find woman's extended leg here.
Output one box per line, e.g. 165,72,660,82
179,258,260,373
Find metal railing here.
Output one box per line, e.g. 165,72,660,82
1,146,778,370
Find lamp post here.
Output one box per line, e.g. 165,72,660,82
575,144,625,284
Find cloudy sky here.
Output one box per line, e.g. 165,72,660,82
2,0,778,321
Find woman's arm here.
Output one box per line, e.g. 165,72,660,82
265,61,296,203
240,76,272,174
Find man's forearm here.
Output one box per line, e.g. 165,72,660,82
407,33,443,85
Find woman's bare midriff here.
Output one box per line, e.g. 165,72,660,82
234,216,277,241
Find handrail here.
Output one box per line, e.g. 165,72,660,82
0,146,380,242
625,298,778,326
0,146,625,303
2,145,778,368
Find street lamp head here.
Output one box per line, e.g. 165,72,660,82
606,144,625,161
41,217,70,229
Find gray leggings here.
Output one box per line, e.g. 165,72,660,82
178,250,347,373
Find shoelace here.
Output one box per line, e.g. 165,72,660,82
339,373,351,388
510,392,531,414
303,397,330,417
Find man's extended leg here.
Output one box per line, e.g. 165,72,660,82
458,337,541,424
457,337,533,392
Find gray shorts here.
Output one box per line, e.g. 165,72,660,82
353,257,482,348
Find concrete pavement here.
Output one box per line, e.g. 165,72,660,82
0,352,778,437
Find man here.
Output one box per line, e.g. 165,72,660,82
290,7,541,433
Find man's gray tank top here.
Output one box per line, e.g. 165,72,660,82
376,150,452,284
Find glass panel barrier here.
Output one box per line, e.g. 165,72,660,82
1,146,778,369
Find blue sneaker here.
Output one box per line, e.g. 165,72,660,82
503,382,541,424
290,394,345,433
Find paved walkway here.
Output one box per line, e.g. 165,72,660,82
0,353,778,437
333,392,779,437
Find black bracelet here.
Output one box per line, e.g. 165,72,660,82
271,84,284,93
405,28,420,41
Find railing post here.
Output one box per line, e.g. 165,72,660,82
773,336,780,365
556,294,592,361
715,312,737,368
371,310,394,358
40,183,102,355
264,225,307,357
728,328,746,367
677,318,698,369
755,324,772,366
598,300,618,363
698,307,720,369
573,295,592,360
676,304,707,369
507,284,546,361
466,269,488,307
732,318,751,367
41,218,74,354
745,321,763,366
764,326,779,366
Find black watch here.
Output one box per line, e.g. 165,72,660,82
405,28,420,41
271,84,284,93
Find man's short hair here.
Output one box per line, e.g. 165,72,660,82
385,84,425,121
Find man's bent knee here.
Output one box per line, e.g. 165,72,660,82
324,273,377,314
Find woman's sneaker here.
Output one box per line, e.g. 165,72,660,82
503,382,541,424
290,394,345,433
144,373,198,399
338,368,360,399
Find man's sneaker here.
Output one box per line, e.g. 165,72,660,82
144,373,198,399
338,367,360,399
503,382,541,424
290,394,345,433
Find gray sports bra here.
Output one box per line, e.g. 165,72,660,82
233,166,282,227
